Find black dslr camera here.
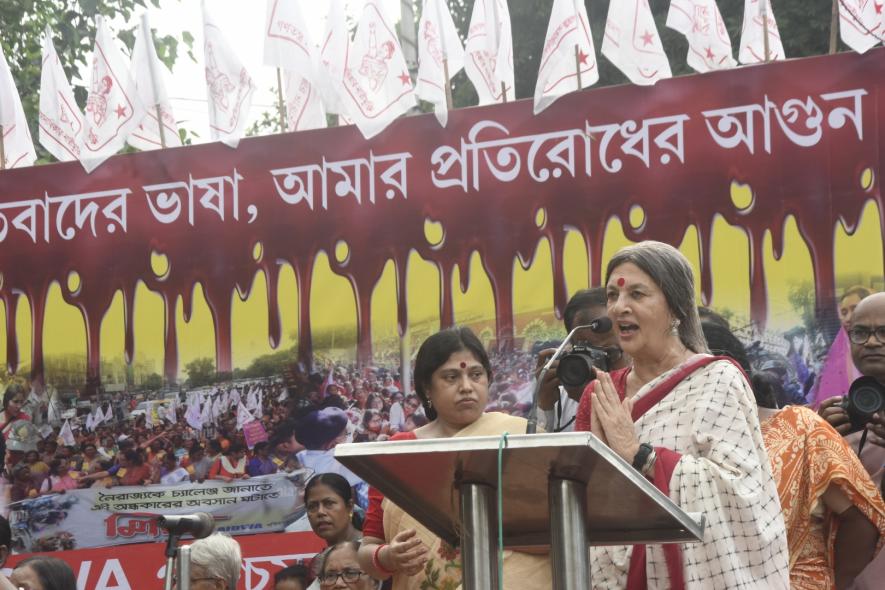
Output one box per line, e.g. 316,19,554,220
841,376,885,433
556,345,622,389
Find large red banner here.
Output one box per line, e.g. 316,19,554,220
1,48,882,385
1,531,324,590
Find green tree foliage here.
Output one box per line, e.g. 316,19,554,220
142,372,164,390
185,357,215,388
0,0,192,163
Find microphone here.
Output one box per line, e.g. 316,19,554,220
588,316,612,333
157,512,216,539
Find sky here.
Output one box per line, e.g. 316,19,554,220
111,0,404,142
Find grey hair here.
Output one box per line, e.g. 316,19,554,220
189,533,242,590
319,541,363,575
605,241,709,354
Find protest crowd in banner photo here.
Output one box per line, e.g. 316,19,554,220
1,0,885,588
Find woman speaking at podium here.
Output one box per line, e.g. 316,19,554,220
357,327,550,589
575,241,789,588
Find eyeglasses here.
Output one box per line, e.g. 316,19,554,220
319,569,366,585
848,325,885,345
188,577,222,587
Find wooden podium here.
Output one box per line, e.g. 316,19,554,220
336,432,704,589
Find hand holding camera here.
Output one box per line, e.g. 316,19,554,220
818,377,885,446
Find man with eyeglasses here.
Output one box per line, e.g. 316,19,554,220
819,292,885,482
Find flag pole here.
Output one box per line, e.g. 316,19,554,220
761,1,771,62
141,14,167,148
155,108,167,148
574,44,582,90
435,0,453,111
443,58,453,110
829,0,838,54
0,126,5,170
275,67,287,132
487,0,507,103
573,0,583,90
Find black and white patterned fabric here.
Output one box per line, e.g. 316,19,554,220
590,358,790,589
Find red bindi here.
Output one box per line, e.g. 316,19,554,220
617,277,625,287
460,362,467,368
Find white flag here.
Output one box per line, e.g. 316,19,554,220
601,0,671,86
0,42,37,169
203,2,255,148
229,389,241,410
263,0,326,132
200,397,212,426
235,401,255,431
164,402,177,424
58,419,76,447
318,0,350,117
283,70,327,131
340,1,416,139
666,0,736,73
264,0,315,73
246,387,258,412
128,14,181,150
39,29,84,163
145,403,155,427
839,0,883,54
534,0,598,114
85,411,95,432
738,0,785,64
186,400,203,430
416,0,465,126
104,404,115,423
464,0,514,104
212,396,222,421
80,15,145,173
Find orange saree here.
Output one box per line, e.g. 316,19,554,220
761,405,885,589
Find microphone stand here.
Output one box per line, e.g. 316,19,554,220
526,324,596,434
163,532,183,590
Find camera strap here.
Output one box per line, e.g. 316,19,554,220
858,427,870,457
553,397,576,432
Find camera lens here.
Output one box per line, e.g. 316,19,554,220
557,355,595,388
852,384,885,415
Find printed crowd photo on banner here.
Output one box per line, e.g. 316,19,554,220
2,0,885,588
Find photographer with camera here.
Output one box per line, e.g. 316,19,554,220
534,288,628,432
818,292,885,488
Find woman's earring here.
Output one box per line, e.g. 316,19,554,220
670,318,681,335
427,399,433,409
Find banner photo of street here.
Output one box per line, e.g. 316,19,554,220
1,0,884,589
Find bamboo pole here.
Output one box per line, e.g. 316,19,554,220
155,105,167,148
829,0,839,54
761,1,771,62
574,44,582,90
142,14,167,148
276,67,287,132
0,125,5,170
442,58,453,110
